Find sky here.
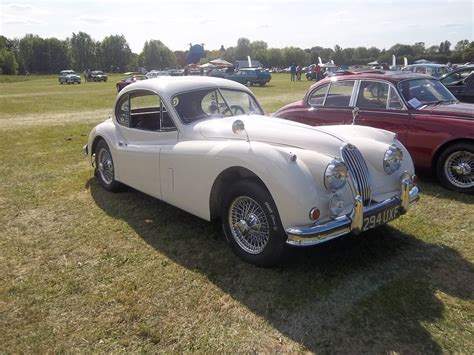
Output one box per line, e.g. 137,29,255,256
1,0,473,53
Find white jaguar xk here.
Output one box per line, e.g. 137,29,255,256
84,76,420,266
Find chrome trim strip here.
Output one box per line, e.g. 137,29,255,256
285,182,420,247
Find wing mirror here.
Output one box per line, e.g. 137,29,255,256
232,120,250,142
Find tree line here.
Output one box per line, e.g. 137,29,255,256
0,32,473,75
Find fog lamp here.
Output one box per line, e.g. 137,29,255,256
329,194,345,218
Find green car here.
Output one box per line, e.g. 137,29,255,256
58,70,81,85
225,68,271,86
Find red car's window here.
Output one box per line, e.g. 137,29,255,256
357,81,389,109
325,81,354,107
388,87,404,109
308,84,329,106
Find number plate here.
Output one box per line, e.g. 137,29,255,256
362,206,400,232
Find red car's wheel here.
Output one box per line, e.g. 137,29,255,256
436,142,474,194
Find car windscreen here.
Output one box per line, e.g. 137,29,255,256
172,88,264,124
398,78,457,108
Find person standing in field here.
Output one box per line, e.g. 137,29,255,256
296,65,302,81
315,64,321,81
290,64,296,81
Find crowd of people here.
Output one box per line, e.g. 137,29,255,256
290,63,325,82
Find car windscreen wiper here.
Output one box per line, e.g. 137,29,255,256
425,100,446,106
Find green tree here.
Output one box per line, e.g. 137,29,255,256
342,47,355,65
250,40,268,54
69,32,97,71
412,42,425,56
100,34,132,72
266,48,282,67
281,47,309,66
332,45,344,65
139,40,176,70
439,40,451,56
0,49,18,74
0,35,18,74
235,38,251,60
454,39,470,52
46,38,70,72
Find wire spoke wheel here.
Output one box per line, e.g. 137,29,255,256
228,196,270,254
97,148,114,185
444,150,474,189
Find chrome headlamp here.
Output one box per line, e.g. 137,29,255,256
383,144,403,174
324,159,349,191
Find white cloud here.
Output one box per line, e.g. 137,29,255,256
3,15,43,25
7,3,33,11
79,16,107,24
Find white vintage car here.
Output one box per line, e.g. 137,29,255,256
84,76,420,266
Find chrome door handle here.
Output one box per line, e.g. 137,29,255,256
351,107,359,124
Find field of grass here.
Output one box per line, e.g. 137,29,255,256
0,73,473,353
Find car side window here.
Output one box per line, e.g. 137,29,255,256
356,81,389,109
443,69,473,85
416,66,427,74
324,81,354,107
116,91,176,131
308,84,329,106
388,87,404,110
116,94,130,127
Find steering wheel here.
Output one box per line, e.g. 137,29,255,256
222,105,245,116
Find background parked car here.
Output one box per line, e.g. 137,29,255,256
439,65,474,103
402,63,450,78
116,74,147,92
58,70,81,84
87,70,108,82
274,72,474,193
223,68,271,86
146,70,170,79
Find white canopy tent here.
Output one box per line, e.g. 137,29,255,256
209,58,233,67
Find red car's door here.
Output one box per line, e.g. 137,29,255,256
353,81,410,144
298,80,355,125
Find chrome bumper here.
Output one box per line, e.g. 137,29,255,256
286,177,420,247
83,144,88,156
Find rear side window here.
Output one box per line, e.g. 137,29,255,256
308,84,329,106
324,81,354,107
115,91,175,131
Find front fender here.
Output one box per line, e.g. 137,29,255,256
158,140,332,229
86,119,122,173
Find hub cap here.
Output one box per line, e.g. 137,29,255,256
228,196,270,254
444,150,474,189
97,148,114,185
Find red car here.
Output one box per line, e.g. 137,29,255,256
116,74,147,92
274,72,474,193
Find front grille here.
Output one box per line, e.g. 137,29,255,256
342,144,372,205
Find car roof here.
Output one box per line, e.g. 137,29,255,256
119,76,252,99
313,71,435,86
448,65,474,73
405,63,448,68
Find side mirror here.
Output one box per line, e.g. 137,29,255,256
232,119,245,134
232,120,250,142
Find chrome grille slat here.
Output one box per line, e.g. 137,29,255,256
342,144,372,205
